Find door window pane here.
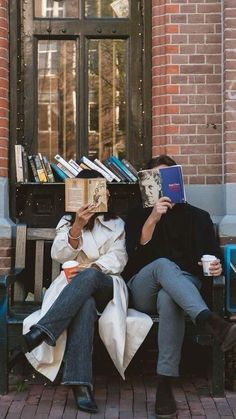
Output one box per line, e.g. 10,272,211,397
85,0,129,18
88,39,127,161
38,40,77,161
35,0,79,18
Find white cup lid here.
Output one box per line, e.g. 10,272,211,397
201,254,216,261
62,260,79,269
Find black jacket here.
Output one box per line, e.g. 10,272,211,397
123,203,223,281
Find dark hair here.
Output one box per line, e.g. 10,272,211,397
148,154,177,169
67,169,117,230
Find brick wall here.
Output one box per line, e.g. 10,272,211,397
224,0,236,183
0,0,11,275
152,0,222,184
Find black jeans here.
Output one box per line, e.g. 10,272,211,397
34,268,113,387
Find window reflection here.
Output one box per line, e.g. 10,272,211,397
35,0,79,18
85,0,129,18
38,40,76,161
88,40,127,160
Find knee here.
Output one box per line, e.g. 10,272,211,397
73,267,100,284
152,257,172,272
153,257,180,274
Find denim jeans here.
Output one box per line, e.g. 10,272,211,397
34,268,113,387
127,258,208,377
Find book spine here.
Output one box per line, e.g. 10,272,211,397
57,162,75,178
42,155,55,182
68,159,83,174
22,150,29,182
50,162,68,181
79,162,91,170
94,158,120,182
80,156,113,182
110,156,137,182
34,155,48,182
28,155,40,182
38,152,49,181
104,159,127,182
121,158,138,177
108,157,132,182
54,154,79,177
15,145,24,182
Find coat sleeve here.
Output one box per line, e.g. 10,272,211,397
51,216,83,263
95,225,128,275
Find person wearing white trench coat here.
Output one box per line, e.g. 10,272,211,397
22,171,152,414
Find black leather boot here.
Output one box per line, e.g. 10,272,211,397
22,327,47,353
205,312,236,352
72,385,98,413
155,375,177,419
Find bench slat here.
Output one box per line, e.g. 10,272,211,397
14,225,27,301
27,228,56,241
34,240,44,302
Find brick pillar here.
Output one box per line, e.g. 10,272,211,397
152,0,222,185
0,0,13,275
219,0,236,241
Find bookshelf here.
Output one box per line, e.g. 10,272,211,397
15,182,141,228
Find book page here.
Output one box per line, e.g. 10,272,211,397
88,179,108,213
138,169,161,208
65,178,108,212
65,179,87,212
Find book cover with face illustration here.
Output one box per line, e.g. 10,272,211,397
138,168,161,208
138,165,186,207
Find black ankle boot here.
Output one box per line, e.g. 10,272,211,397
155,375,177,419
205,312,236,352
72,385,98,413
22,327,47,353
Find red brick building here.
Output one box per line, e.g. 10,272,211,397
0,0,236,274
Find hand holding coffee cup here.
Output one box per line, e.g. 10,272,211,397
62,260,80,283
201,255,218,276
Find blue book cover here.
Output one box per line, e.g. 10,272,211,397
51,163,68,181
110,156,137,182
159,165,186,204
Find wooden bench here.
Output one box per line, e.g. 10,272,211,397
0,224,225,396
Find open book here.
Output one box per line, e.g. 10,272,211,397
138,165,186,207
65,178,108,212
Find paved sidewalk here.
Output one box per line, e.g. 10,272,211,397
1,373,236,418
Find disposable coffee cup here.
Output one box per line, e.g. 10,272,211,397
201,255,217,276
62,260,79,283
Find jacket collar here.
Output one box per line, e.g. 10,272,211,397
95,215,117,232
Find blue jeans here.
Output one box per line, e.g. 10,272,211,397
34,268,113,387
128,258,208,377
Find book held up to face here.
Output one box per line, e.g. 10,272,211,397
138,165,186,208
65,178,108,213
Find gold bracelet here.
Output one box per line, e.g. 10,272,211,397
68,228,81,241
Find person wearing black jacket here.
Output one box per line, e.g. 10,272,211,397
124,155,236,419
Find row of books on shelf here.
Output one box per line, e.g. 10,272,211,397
14,145,139,184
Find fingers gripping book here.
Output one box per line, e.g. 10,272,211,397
138,165,186,208
65,178,108,212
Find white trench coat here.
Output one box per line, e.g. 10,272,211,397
23,215,153,381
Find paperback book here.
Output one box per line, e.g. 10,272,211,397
138,165,186,208
65,178,108,213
